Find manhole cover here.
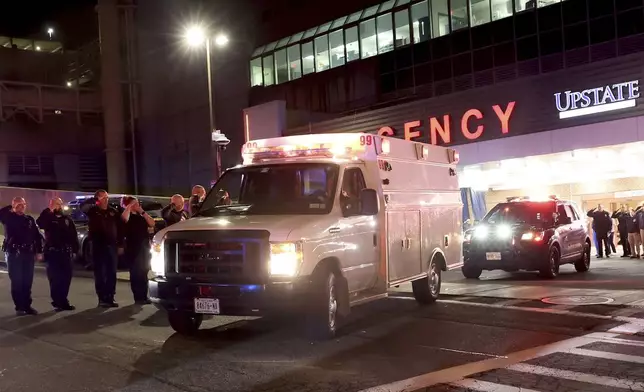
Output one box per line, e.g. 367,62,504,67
541,296,614,305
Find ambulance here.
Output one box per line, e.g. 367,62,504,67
149,133,463,338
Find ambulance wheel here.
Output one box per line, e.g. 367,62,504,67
307,266,339,340
462,265,482,279
412,258,441,304
168,311,203,335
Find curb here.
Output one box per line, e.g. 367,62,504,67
0,261,132,282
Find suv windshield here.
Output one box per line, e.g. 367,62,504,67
197,163,339,216
483,202,555,225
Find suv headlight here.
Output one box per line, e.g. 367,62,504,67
269,242,303,277
150,241,165,276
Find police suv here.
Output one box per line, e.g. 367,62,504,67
462,196,591,279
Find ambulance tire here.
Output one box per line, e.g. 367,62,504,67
412,258,441,305
462,265,482,279
307,265,340,340
168,311,203,335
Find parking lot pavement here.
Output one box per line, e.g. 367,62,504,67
2,271,638,392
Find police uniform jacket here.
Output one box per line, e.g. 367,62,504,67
36,208,80,253
86,206,124,247
0,205,43,253
161,204,188,227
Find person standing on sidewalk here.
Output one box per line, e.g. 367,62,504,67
87,190,124,308
637,205,644,259
36,197,79,312
587,205,612,258
121,196,155,305
0,197,43,315
612,205,631,258
627,208,641,259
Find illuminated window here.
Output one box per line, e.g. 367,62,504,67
538,0,560,7
451,0,469,30
471,0,491,26
314,34,330,72
262,55,274,86
516,0,535,12
302,42,315,75
274,49,288,84
250,58,263,87
411,1,431,43
431,0,450,37
287,45,301,80
345,26,360,62
329,30,345,68
377,13,394,54
360,19,377,58
491,0,513,20
394,9,411,47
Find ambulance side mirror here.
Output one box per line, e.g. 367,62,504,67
360,189,379,216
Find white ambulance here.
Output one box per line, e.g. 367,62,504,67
149,133,463,338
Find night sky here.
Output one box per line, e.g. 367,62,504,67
0,0,97,49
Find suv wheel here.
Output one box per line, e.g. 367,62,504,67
462,265,482,279
540,246,560,279
574,243,591,272
168,311,203,335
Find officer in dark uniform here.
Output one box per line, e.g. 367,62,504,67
87,189,124,308
121,196,155,304
0,197,43,315
189,185,206,217
36,197,79,311
161,194,188,227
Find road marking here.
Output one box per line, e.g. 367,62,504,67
568,347,644,364
449,378,539,392
508,363,644,390
608,322,644,335
493,299,528,306
591,333,644,347
420,345,508,359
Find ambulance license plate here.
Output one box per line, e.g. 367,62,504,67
486,252,502,261
194,298,220,314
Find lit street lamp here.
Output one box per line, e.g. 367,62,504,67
184,24,229,181
47,27,54,40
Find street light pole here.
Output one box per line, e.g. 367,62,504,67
204,37,220,182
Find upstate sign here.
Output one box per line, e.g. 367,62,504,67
554,80,640,119
377,102,516,145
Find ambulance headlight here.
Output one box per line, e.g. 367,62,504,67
474,226,489,240
496,224,513,239
150,241,165,277
269,242,303,277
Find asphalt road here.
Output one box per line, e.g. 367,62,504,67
2,270,643,392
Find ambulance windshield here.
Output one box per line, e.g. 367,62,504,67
197,163,339,216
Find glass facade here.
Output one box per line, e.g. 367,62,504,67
377,14,394,53
329,30,345,68
250,0,573,87
411,1,430,43
315,35,330,72
360,19,378,58
345,26,360,62
394,9,411,47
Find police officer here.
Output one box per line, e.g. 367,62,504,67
121,196,155,304
189,185,206,217
87,189,123,308
161,194,188,227
0,197,43,315
36,197,79,311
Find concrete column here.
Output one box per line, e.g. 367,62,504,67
97,0,128,193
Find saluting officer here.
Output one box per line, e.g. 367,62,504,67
0,197,43,315
161,194,188,227
37,197,79,311
121,196,155,304
189,185,206,217
87,189,124,308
